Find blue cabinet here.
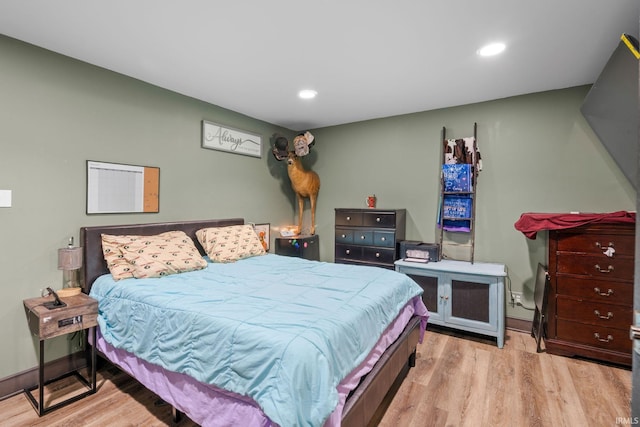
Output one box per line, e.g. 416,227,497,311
395,259,506,348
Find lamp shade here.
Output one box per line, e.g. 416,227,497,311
58,246,83,270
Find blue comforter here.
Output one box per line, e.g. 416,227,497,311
90,254,425,426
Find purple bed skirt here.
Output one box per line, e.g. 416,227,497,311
96,296,427,427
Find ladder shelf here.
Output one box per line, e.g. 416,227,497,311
438,123,479,263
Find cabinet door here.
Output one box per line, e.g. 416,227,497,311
444,273,497,332
405,273,443,323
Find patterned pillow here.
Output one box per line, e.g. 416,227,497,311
101,231,207,280
196,224,266,263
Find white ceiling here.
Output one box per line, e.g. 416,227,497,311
1,1,638,131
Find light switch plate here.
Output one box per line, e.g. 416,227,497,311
0,190,12,207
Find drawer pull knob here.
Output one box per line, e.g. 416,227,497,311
376,217,381,222
594,333,614,343
594,264,614,273
345,249,350,255
594,310,614,320
381,237,386,241
375,252,380,258
596,242,616,257
595,241,614,249
346,216,351,221
341,234,346,238
593,287,614,297
360,235,366,240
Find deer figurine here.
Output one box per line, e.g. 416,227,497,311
273,132,320,235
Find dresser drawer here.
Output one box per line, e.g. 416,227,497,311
556,254,633,280
335,244,395,267
335,244,363,261
373,230,396,248
556,232,634,256
335,211,363,226
353,230,374,245
556,276,632,305
362,247,395,264
363,212,397,228
335,228,354,244
556,298,631,330
556,319,632,354
337,228,393,248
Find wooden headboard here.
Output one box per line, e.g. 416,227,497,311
80,218,244,293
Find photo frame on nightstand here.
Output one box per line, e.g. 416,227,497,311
253,223,270,251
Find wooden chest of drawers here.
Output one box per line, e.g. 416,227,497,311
546,222,634,365
335,208,406,269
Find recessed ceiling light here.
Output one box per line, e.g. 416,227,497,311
298,89,318,99
477,42,506,57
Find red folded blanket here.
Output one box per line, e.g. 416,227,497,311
514,211,636,239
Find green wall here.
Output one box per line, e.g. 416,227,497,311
310,86,635,320
0,36,297,380
0,33,635,384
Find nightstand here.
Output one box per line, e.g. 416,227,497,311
23,292,98,415
275,235,320,260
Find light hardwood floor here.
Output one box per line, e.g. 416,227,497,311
380,327,631,427
1,328,631,426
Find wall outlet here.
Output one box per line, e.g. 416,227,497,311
512,292,523,305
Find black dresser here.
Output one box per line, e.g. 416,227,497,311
334,208,406,269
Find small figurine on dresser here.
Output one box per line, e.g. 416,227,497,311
272,132,320,235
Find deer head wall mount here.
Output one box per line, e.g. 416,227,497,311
273,132,320,235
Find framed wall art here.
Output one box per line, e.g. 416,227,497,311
253,223,270,251
202,120,262,158
87,161,159,214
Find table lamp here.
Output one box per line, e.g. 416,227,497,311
57,237,83,297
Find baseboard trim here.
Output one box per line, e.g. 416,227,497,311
0,351,87,401
506,316,532,333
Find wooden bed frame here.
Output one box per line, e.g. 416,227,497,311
80,218,421,427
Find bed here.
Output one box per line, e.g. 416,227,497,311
81,218,428,427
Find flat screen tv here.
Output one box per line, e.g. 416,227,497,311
581,34,639,189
